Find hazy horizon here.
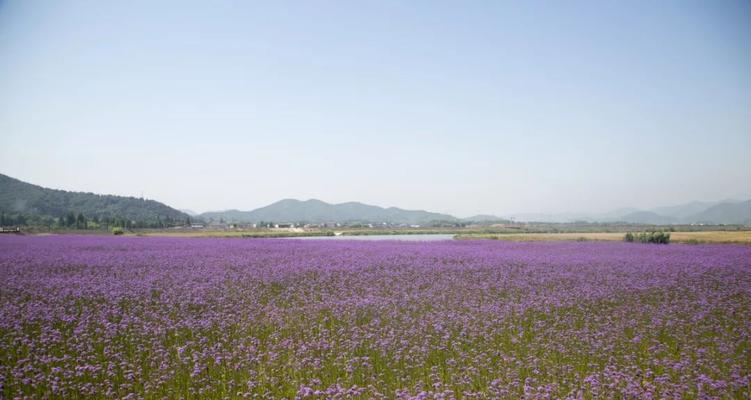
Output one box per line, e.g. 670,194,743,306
2,1,750,217
2,171,748,219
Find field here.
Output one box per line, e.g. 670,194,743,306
458,230,751,245
1,236,750,399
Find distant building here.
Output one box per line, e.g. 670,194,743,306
190,223,204,229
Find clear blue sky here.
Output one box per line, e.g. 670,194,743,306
1,0,750,216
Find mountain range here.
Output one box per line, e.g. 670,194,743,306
2,173,750,226
201,198,751,226
508,199,751,225
200,199,458,225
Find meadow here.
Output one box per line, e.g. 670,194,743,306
458,230,751,245
1,236,750,399
128,226,751,245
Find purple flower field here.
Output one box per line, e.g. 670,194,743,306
1,236,750,399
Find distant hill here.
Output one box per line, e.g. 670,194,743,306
509,199,751,225
690,200,751,225
649,201,721,220
616,211,676,225
201,199,457,225
613,200,749,225
461,214,509,223
0,173,189,223
4,171,749,227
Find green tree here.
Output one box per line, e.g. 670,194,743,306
76,213,87,229
66,212,76,227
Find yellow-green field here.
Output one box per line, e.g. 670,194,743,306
128,229,751,244
457,230,751,244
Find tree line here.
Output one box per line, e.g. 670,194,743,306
0,211,194,230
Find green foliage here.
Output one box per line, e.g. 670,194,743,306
76,213,87,229
66,212,76,227
0,212,26,227
112,227,124,235
624,231,670,244
0,173,190,228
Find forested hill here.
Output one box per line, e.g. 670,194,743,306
0,173,189,226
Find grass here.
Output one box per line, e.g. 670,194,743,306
456,230,751,244
22,222,751,240
26,226,751,245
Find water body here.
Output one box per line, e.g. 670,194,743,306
287,234,456,241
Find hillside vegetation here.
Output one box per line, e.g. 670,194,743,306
0,173,188,227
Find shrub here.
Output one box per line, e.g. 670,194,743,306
112,227,124,235
625,231,670,244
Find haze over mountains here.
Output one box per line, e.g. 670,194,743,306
1,173,750,226
202,199,751,226
509,200,751,225
201,199,457,225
